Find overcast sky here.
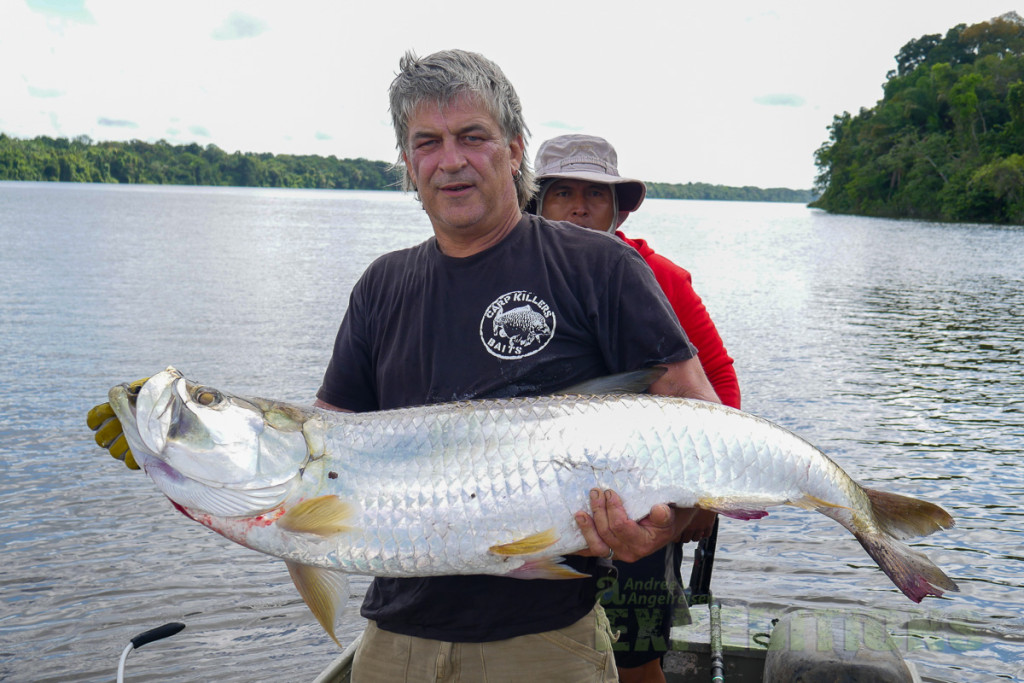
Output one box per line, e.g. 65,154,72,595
2,1,1017,189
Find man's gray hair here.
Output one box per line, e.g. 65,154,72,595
388,49,538,209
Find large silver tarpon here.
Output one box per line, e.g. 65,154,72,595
105,367,958,644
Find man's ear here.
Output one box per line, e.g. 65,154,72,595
509,135,525,171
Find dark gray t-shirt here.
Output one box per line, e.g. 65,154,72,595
317,213,695,641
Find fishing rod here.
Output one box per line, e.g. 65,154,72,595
116,622,186,683
687,518,723,681
709,600,724,683
688,516,719,604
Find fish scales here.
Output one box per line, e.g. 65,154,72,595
247,396,834,571
322,398,598,574
104,367,958,644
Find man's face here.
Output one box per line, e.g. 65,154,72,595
539,179,615,232
403,94,523,239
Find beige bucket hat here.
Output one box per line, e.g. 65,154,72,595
530,134,647,213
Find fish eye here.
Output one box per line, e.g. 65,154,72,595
193,387,223,406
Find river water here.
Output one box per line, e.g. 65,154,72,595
1,182,1021,681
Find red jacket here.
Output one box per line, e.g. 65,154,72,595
617,231,741,409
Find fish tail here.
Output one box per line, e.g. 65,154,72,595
819,487,958,601
851,530,959,602
854,488,959,601
864,487,956,540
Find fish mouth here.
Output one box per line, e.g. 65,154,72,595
108,378,151,461
136,368,182,455
108,375,146,416
106,367,186,467
108,383,137,419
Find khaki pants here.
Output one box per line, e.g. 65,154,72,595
352,603,618,682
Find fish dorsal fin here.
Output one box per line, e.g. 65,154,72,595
278,495,357,536
489,528,560,556
556,368,667,396
285,561,350,646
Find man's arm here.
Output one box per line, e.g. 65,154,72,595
575,356,720,561
649,355,720,404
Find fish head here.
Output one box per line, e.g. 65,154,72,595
109,367,316,517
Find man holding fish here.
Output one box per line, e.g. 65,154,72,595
310,49,720,681
89,48,958,682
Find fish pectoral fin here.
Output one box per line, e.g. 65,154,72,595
509,556,590,580
278,495,357,536
489,528,559,556
285,561,349,647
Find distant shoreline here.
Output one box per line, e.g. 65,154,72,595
0,133,816,204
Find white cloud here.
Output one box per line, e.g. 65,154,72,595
211,11,269,41
753,95,807,107
25,0,96,24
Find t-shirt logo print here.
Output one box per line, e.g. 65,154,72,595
480,291,556,359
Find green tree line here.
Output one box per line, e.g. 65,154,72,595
813,12,1024,224
0,133,814,202
646,181,815,203
0,134,399,190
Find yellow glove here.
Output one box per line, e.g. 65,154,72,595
87,377,148,470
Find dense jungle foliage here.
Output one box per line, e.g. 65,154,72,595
646,181,814,203
0,135,397,190
0,134,814,202
813,12,1024,224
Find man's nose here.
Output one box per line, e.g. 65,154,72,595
438,139,467,171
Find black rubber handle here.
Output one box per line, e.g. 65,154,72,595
130,622,186,649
